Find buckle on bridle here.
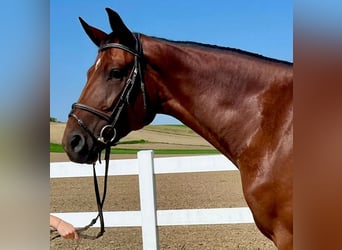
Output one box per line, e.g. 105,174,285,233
98,125,116,144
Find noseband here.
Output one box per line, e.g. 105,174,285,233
68,33,146,146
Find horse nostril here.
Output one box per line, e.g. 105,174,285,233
70,134,85,153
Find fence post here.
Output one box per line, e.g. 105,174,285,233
138,150,159,250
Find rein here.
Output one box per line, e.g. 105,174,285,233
50,147,110,241
51,33,145,240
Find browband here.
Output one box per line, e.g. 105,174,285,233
99,43,139,57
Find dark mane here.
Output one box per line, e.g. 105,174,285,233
149,36,292,65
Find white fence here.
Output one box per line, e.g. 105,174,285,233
50,151,254,250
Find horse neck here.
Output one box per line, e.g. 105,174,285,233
142,36,292,165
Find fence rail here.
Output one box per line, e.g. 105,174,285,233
50,151,254,250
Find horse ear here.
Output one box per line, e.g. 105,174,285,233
105,8,135,44
79,17,107,47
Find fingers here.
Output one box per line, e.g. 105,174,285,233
74,231,79,240
63,231,78,240
58,220,79,240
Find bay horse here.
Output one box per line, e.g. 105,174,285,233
62,8,293,249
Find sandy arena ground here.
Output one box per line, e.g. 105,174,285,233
50,123,276,249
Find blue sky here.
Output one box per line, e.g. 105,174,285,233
50,1,293,124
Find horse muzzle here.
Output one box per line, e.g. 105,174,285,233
62,130,97,164
62,111,119,164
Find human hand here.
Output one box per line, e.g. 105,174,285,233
56,219,79,240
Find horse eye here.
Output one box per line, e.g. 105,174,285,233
108,68,124,80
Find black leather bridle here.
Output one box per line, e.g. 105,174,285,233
61,33,146,239
69,33,146,146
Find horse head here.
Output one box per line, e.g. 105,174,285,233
62,8,155,163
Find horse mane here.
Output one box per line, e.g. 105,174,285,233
149,36,292,66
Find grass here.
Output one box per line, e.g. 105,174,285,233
50,143,63,152
50,143,219,155
50,124,217,155
118,139,148,144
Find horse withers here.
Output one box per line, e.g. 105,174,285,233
62,8,293,249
